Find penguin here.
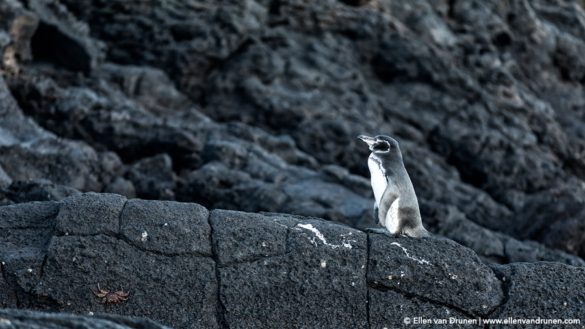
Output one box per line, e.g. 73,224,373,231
358,135,430,238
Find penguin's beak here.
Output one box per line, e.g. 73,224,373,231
357,135,376,146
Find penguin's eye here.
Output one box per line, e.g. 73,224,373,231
373,142,390,152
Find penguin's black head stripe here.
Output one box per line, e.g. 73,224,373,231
372,141,390,152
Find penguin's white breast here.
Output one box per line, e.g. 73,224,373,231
368,156,387,206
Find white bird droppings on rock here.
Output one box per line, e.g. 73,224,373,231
27,268,33,273
296,223,355,249
390,242,431,265
141,231,148,242
320,260,327,268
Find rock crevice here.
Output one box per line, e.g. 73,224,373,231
208,210,229,329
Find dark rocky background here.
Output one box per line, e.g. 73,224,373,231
1,0,585,327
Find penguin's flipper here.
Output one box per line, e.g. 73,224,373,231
377,186,398,227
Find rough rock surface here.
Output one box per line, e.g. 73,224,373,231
211,210,368,328
490,262,585,329
1,195,584,328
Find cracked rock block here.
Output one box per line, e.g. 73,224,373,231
34,234,218,329
0,201,60,307
25,195,218,328
1,198,585,327
369,289,471,329
3,247,45,305
211,210,368,329
368,234,504,316
120,199,211,256
210,211,293,266
0,308,171,329
55,192,126,236
490,263,585,329
0,201,59,257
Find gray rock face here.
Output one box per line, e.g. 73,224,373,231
73,0,585,260
1,196,584,328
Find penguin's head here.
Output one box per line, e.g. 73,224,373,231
357,134,402,161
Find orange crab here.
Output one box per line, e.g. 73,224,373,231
92,284,130,304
